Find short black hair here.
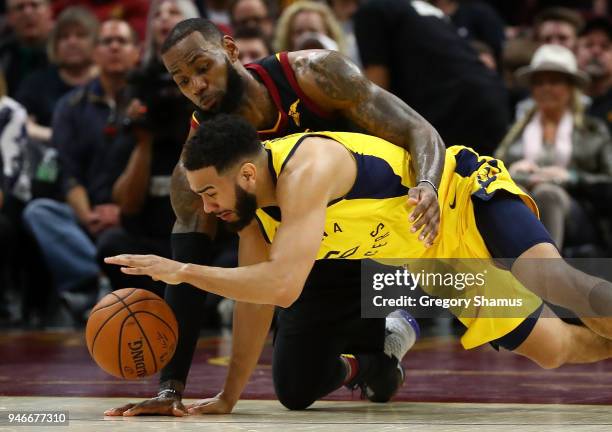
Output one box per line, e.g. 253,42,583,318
533,7,584,35
580,17,612,39
160,18,224,55
229,0,270,21
182,114,262,173
233,25,273,55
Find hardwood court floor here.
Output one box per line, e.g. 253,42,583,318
2,330,612,404
1,397,612,431
2,329,612,430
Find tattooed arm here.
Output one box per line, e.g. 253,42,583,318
292,50,445,245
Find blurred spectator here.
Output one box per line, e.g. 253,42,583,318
205,0,232,28
502,37,538,117
15,7,98,144
430,0,505,69
502,37,538,86
0,167,16,326
230,0,274,39
96,0,198,295
532,7,583,52
327,0,361,65
497,44,612,253
536,0,606,18
234,25,272,64
0,75,15,324
592,0,608,17
471,39,497,72
577,17,612,134
275,1,347,54
52,0,149,40
0,0,53,96
354,0,509,155
22,19,140,323
142,0,200,66
0,69,50,326
480,0,535,28
514,8,585,121
0,73,28,204
482,1,602,29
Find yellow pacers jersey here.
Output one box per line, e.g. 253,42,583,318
254,132,543,349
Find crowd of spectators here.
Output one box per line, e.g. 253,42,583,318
0,0,610,328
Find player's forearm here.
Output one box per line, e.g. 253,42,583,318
222,302,275,403
360,84,446,188
372,86,445,187
179,261,300,307
406,124,445,188
112,136,153,214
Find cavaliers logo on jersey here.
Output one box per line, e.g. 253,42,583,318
288,99,301,127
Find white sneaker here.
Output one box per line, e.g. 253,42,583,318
384,309,420,362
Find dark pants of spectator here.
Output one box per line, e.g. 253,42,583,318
0,212,15,317
23,198,100,294
96,226,172,297
530,183,598,250
1,196,51,320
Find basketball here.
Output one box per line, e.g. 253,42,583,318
85,288,178,380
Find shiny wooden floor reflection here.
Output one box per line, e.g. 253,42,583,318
2,328,612,431
3,330,612,404
1,397,612,432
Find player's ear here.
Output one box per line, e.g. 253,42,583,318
239,162,257,186
223,35,239,63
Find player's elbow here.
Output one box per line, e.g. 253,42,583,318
273,275,303,308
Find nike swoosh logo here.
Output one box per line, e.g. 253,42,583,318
449,194,457,209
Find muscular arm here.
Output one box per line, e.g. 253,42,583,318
111,137,355,307
177,137,354,306
293,50,445,188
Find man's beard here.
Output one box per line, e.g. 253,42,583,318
224,183,258,232
197,58,245,121
583,58,607,79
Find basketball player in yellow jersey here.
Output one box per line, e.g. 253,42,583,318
108,114,612,413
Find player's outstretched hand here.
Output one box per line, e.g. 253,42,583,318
186,392,236,415
103,396,188,417
104,254,186,285
407,182,440,248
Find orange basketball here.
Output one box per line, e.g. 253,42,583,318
85,288,178,380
